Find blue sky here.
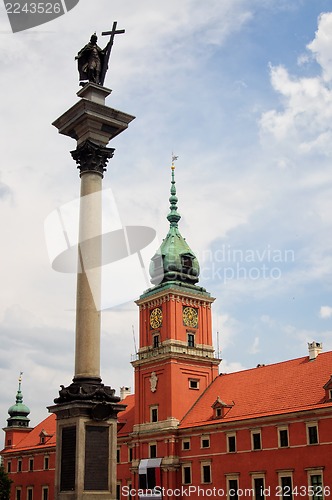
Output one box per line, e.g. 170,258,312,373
0,0,331,426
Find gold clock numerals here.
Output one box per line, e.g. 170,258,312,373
150,307,163,329
183,307,198,328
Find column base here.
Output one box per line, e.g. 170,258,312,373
54,377,120,405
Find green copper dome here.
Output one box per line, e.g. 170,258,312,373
149,164,200,286
7,374,30,428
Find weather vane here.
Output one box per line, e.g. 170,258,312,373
171,153,178,170
76,21,125,87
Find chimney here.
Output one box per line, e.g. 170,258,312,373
120,386,131,400
308,341,323,360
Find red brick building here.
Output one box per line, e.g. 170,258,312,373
2,167,332,499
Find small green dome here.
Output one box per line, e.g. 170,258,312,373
7,375,30,428
149,164,200,286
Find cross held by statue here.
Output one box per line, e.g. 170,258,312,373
99,21,125,86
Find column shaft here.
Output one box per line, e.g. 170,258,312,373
75,172,102,380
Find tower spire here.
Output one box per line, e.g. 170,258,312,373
7,372,30,428
167,154,181,228
149,156,200,287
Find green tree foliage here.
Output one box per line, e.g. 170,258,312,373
0,465,12,500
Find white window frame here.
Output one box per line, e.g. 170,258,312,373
306,467,324,500
278,426,289,448
251,473,266,500
42,487,49,500
150,405,159,422
251,429,262,450
201,435,210,448
226,432,236,453
27,487,33,500
201,460,212,484
189,378,199,390
182,463,192,485
225,474,240,500
277,471,293,500
306,421,319,445
182,438,191,451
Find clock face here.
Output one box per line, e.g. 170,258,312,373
183,307,198,328
150,307,163,329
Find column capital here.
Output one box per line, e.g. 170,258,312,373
71,139,115,177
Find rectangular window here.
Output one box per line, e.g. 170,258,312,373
201,436,210,448
17,459,22,472
252,431,262,450
16,489,21,500
202,464,211,484
151,407,158,422
116,484,120,500
44,456,49,470
227,434,236,453
310,474,323,500
7,461,11,473
116,448,120,463
29,458,34,471
153,335,159,348
254,477,265,500
308,424,319,444
182,439,190,450
150,444,157,458
183,465,191,485
280,476,293,499
42,488,48,500
129,447,133,462
228,479,239,500
279,428,289,448
189,378,199,390
188,333,195,347
27,488,33,500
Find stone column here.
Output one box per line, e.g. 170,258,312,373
48,83,135,500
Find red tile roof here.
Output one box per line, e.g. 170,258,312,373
3,352,332,451
118,394,135,436
180,351,332,428
2,413,56,454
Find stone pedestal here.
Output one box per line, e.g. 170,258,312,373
49,83,135,499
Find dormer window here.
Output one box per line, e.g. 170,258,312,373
39,429,52,445
181,254,193,268
323,375,332,401
211,396,234,419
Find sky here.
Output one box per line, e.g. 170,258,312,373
0,0,332,427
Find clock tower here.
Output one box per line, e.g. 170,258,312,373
132,162,221,433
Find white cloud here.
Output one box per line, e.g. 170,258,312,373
260,12,332,155
249,336,260,354
307,12,332,83
320,306,332,319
